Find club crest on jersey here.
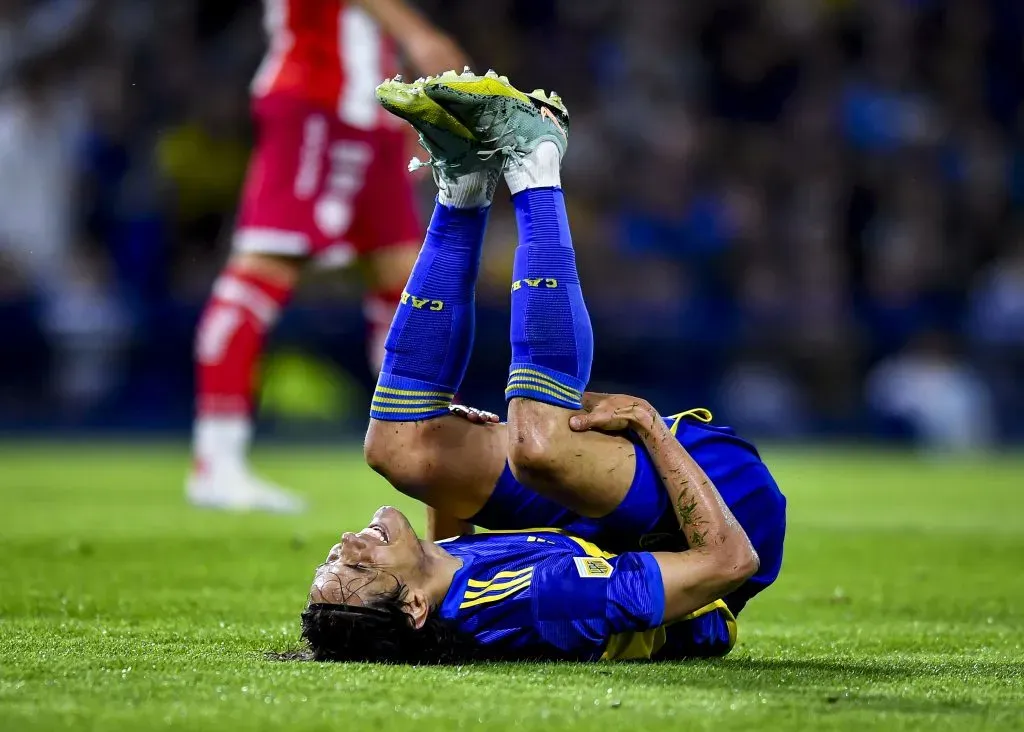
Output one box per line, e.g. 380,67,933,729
574,556,613,578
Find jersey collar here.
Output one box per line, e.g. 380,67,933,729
436,542,476,620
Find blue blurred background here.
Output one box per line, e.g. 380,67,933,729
0,0,1021,448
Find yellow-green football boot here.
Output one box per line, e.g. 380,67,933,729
375,74,503,184
423,69,569,166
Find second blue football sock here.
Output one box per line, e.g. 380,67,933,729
505,146,593,410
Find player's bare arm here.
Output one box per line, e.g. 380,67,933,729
572,394,760,622
354,0,468,75
190,0,447,513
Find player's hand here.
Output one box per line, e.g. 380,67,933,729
569,393,658,434
403,30,469,77
448,404,501,425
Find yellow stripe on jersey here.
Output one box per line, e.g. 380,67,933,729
456,531,617,612
601,627,668,661
676,598,738,652
479,527,617,561
667,408,713,436
680,598,726,620
481,528,610,552
461,564,535,608
459,575,533,609
562,534,616,560
600,598,736,661
465,566,534,587
709,599,738,651
463,574,536,599
471,527,738,659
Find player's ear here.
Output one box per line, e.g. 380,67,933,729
405,588,431,629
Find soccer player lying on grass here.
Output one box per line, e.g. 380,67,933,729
301,71,787,663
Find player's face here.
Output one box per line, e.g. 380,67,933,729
309,506,425,606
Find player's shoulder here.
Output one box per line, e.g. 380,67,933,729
439,530,656,594
439,529,592,552
438,533,665,652
528,548,663,629
437,531,615,607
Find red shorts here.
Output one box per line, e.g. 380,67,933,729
234,94,421,265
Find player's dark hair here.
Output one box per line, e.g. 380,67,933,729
299,583,484,664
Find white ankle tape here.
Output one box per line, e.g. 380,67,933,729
438,169,499,208
504,141,561,194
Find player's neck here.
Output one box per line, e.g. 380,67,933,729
419,540,463,605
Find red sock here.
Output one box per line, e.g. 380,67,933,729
364,288,403,374
195,265,293,418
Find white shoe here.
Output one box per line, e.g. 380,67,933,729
186,464,306,514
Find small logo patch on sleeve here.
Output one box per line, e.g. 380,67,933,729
574,556,614,578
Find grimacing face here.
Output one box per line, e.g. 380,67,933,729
309,506,426,607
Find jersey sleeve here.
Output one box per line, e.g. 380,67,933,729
530,551,665,636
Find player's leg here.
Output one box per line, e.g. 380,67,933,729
192,253,299,447
188,96,338,513
361,79,508,519
190,255,307,513
363,246,475,537
188,98,312,513
352,125,423,371
367,75,643,532
353,125,473,539
361,245,418,370
425,73,637,518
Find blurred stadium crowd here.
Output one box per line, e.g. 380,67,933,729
0,0,1021,446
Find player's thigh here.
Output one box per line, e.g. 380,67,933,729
237,97,385,265
348,127,422,287
364,416,507,520
506,398,636,518
234,97,324,259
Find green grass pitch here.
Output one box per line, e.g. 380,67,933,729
1,443,1022,731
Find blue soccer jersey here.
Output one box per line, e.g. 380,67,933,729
468,409,787,615
436,529,736,661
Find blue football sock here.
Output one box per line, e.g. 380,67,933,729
506,186,593,410
370,201,489,421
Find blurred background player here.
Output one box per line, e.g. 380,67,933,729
188,0,469,513
2,2,1021,471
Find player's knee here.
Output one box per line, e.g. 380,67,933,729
507,399,573,475
363,428,388,475
363,423,409,479
363,421,441,491
507,419,565,483
227,251,304,288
